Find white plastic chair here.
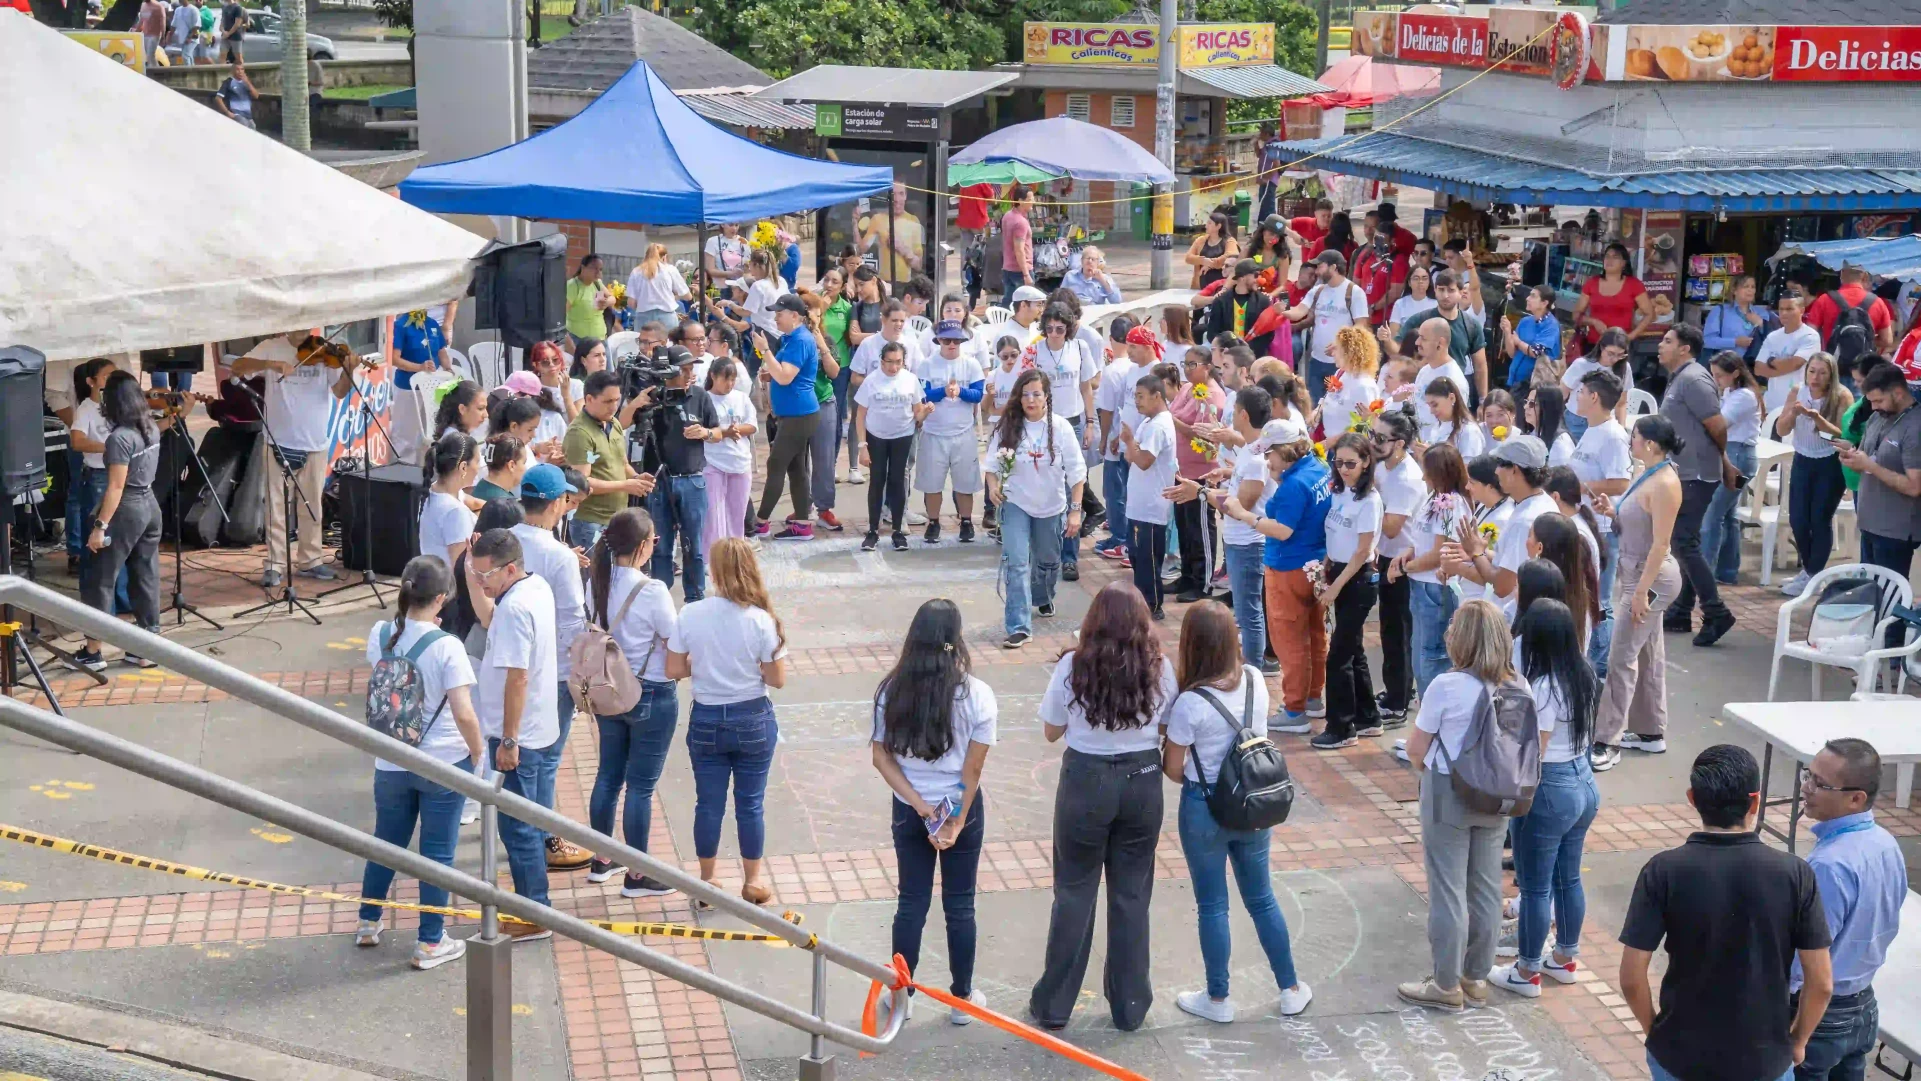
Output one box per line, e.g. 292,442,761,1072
906,315,933,337
393,369,457,465
444,347,475,384
464,341,506,391
1738,439,1795,585
1768,563,1915,701
1627,388,1658,417
984,305,1014,325
1851,637,1921,809
605,330,641,367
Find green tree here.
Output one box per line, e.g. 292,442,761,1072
1192,0,1319,124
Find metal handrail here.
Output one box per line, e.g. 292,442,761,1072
0,576,907,1055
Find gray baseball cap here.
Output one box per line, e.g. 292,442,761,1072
1493,434,1548,469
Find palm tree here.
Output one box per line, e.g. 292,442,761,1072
282,0,310,151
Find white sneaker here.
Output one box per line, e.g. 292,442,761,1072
1392,740,1410,763
412,936,467,971
1277,983,1313,1017
1503,896,1521,920
1176,990,1236,1023
846,468,866,485
1305,698,1326,719
460,802,479,825
355,918,382,947
876,991,915,1027
1619,732,1667,755
1489,963,1542,998
1781,569,1812,597
1590,743,1622,772
907,510,928,527
949,988,986,1026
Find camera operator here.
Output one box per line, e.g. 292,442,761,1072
563,369,656,550
637,345,723,601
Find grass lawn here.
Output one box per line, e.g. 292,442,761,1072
324,82,411,101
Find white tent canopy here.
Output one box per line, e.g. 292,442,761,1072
0,12,485,362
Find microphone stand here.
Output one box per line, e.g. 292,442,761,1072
228,377,322,626
159,397,226,630
318,368,398,604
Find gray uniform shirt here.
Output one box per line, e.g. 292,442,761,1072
1856,404,1921,541
103,426,161,497
1660,361,1722,483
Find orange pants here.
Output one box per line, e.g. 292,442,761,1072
1264,566,1326,714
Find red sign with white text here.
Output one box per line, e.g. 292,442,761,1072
1395,13,1487,66
1773,26,1921,82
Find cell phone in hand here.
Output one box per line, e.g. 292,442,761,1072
924,796,955,838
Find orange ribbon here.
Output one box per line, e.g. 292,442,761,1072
859,954,1153,1081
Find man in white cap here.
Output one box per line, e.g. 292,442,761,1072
1447,434,1554,619
917,321,988,544
973,284,1048,361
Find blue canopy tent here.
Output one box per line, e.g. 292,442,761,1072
1767,235,1921,284
947,116,1175,184
398,61,893,224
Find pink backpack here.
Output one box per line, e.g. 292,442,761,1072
567,583,649,715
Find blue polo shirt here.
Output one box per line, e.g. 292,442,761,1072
392,316,446,391
1263,454,1332,571
768,325,821,418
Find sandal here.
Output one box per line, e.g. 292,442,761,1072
741,882,773,905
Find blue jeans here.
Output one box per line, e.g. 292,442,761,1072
360,760,469,944
891,794,985,997
1410,579,1458,697
1061,416,1085,565
151,371,194,391
1000,501,1062,636
1794,989,1878,1081
568,518,605,550
589,680,679,853
1223,541,1266,666
649,473,709,601
1511,757,1599,969
488,736,555,906
1306,357,1337,406
1652,1054,1791,1081
69,465,130,613
1789,452,1847,577
687,697,778,860
1001,270,1028,307
1590,530,1620,680
1564,412,1588,443
1177,782,1298,999
1702,442,1756,584
549,682,574,808
1101,460,1129,548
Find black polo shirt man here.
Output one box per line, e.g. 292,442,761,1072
1619,744,1833,1081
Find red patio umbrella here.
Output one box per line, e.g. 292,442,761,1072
1299,54,1442,110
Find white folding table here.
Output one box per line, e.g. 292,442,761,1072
1720,700,1921,853
1876,891,1920,1077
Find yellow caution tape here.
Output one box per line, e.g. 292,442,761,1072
0,824,808,947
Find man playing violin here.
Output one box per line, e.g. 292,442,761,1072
230,332,366,588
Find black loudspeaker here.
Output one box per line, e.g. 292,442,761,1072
336,462,427,576
472,234,568,349
0,347,47,498
140,344,205,374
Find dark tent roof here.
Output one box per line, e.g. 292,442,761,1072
528,6,767,93
1595,0,1914,24
398,61,893,225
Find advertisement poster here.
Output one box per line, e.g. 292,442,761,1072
1773,26,1921,82
1640,211,1683,328
1175,24,1273,68
1351,10,1395,58
817,148,932,288
1024,22,1159,65
324,362,395,478
1392,13,1487,66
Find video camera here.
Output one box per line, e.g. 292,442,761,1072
621,344,683,405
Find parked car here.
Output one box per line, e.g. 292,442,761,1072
235,10,336,62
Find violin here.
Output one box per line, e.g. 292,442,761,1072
294,335,375,371
146,390,217,423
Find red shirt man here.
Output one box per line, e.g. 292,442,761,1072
1804,267,1894,354
955,183,995,232
1288,199,1333,253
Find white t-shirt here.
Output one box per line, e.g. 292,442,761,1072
1560,359,1633,404
1324,488,1383,563
1414,359,1471,429
477,574,559,750
668,597,787,705
971,320,1036,369
1494,492,1556,618
853,367,924,441
600,565,678,683
1039,652,1177,756
366,619,477,770
706,388,757,475
743,278,783,337
1458,498,1515,602
1372,453,1426,559
1025,338,1098,420
1123,410,1178,526
1164,667,1270,783
510,523,585,681
989,416,1088,519
1407,491,1470,585
1416,672,1530,773
1101,360,1156,462
1426,419,1487,459
987,364,1023,415
704,234,749,275
871,676,998,806
1721,385,1761,447
1790,384,1838,459
533,402,570,448
626,264,688,312
1306,280,1370,363
1389,293,1431,331
71,398,111,470
418,490,475,563
918,351,986,437
1570,418,1632,533
1756,323,1822,412
1545,430,1577,467
1528,673,1582,765
252,337,335,453
850,332,924,378
1221,446,1275,547
1321,371,1380,440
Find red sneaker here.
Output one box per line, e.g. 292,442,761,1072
817,510,844,532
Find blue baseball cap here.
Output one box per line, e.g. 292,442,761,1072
934,319,970,342
520,463,579,501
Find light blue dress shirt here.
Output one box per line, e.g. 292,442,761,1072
1061,266,1123,306
1790,810,1909,996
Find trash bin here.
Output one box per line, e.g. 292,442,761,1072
1235,189,1252,232
1131,183,1152,242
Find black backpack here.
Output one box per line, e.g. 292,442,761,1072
1196,667,1296,830
1826,289,1876,379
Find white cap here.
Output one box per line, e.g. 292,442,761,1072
1010,285,1049,304
1255,416,1309,451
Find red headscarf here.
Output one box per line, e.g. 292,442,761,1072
1125,325,1164,359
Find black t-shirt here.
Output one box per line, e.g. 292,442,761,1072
220,2,244,37
644,386,721,477
849,299,884,336
1619,831,1830,1081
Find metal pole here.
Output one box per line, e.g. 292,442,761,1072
468,794,511,1081
507,0,530,246
0,693,913,1053
798,951,833,1081
930,126,951,299
1149,0,1178,291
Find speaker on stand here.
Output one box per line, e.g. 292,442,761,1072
472,234,568,349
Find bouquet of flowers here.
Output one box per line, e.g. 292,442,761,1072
1304,558,1329,600
1187,384,1222,460
1477,520,1501,549
992,446,1019,484
749,220,782,254
1325,371,1344,396
607,280,628,308
1348,397,1387,434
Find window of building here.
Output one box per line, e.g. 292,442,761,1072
1110,95,1136,129
1065,93,1091,122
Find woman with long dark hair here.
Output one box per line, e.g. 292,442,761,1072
419,432,480,568
986,369,1086,649
1389,442,1471,696
1161,603,1311,1022
1524,384,1574,466
77,371,164,671
1491,599,1600,998
1185,212,1240,290
1316,432,1383,750
471,433,527,503
584,509,683,899
1571,242,1654,350
1559,328,1634,441
1589,416,1683,772
1703,350,1764,586
871,599,997,1025
1513,558,1567,624
354,555,483,970
1528,513,1600,651
567,337,608,386
1031,582,1177,1031
434,379,487,442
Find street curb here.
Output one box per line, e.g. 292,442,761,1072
0,988,398,1081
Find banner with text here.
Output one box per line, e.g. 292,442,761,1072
1023,22,1274,68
